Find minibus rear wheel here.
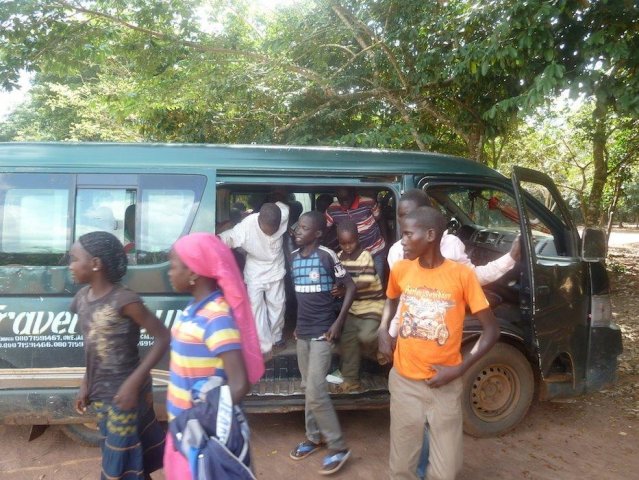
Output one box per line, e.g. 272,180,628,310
461,342,534,437
61,423,101,447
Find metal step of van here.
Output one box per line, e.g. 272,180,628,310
244,344,390,413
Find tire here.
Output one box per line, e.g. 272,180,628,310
61,423,102,447
461,342,534,437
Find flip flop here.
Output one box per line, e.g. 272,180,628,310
319,449,351,475
289,440,324,460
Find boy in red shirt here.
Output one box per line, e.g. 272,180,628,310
379,207,499,480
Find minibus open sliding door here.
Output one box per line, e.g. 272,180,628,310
511,167,589,399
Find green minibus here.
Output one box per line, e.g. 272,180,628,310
0,143,622,445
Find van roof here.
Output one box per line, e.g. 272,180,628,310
0,142,504,179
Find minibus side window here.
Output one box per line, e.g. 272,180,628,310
75,188,137,245
0,174,72,266
137,174,206,264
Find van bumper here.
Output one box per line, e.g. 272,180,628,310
0,387,169,425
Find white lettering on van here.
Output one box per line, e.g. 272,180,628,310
14,311,36,335
33,311,55,335
0,307,79,336
155,309,182,329
52,311,73,334
0,305,16,325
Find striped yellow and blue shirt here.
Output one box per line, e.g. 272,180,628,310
167,290,242,420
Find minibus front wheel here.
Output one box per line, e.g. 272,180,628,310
461,342,535,437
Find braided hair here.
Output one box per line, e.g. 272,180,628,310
78,231,128,283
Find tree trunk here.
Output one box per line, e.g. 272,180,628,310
605,174,623,241
467,128,485,163
586,98,608,227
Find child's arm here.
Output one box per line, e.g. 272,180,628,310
377,298,399,363
74,373,89,414
114,302,170,410
325,274,356,342
426,308,499,388
219,349,250,404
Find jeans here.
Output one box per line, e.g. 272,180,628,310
417,428,430,479
297,338,346,450
372,252,386,285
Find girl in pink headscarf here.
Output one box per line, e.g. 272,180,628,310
163,233,264,479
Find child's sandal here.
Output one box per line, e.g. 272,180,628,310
289,440,324,460
319,449,351,475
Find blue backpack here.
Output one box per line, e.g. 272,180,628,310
169,379,255,480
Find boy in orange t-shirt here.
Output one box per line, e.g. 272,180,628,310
379,207,499,480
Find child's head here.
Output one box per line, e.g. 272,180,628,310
257,202,282,236
168,248,196,293
337,220,360,256
294,211,325,247
398,189,432,221
169,232,227,293
336,187,357,210
400,206,447,260
315,193,334,213
70,231,127,284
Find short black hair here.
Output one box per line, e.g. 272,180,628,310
316,194,334,213
78,231,127,283
405,207,447,238
336,219,358,238
259,202,282,231
300,210,326,234
400,189,432,208
336,186,356,198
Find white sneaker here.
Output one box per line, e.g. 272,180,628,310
325,369,343,384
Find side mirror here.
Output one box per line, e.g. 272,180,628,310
582,228,607,262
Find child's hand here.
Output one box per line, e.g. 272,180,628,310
425,364,462,388
377,327,395,364
330,284,345,298
114,378,140,411
325,323,342,342
74,387,88,414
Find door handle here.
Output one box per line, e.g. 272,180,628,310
537,285,550,296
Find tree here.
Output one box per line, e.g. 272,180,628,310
0,1,592,157
1,1,638,228
498,100,639,232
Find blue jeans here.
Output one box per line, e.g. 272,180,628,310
417,428,430,479
372,252,386,285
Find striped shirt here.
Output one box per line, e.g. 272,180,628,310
167,291,242,420
338,249,384,320
325,195,386,256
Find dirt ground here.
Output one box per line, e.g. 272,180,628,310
1,238,638,480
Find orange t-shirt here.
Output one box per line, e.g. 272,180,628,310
386,258,489,380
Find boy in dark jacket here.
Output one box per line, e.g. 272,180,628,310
288,211,356,476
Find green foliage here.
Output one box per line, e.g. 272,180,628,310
497,99,639,227
0,0,637,229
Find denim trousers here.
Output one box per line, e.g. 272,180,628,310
297,338,346,450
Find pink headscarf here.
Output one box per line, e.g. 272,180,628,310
173,232,264,385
